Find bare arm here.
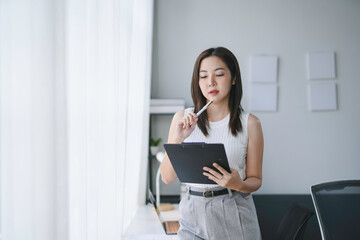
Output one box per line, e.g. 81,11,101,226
160,109,198,184
239,114,264,193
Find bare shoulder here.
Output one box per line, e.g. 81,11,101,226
248,113,262,132
168,109,186,135
174,109,185,118
248,113,261,125
247,113,264,148
172,109,185,121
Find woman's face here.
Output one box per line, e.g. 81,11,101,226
198,56,234,104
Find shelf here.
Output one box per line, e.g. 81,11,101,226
150,99,185,114
150,105,184,114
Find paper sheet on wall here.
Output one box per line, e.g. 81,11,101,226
307,51,336,80
250,84,278,111
250,55,278,83
308,82,337,111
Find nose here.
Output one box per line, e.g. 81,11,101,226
208,74,216,86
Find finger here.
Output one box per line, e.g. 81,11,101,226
184,117,188,128
203,166,223,179
181,119,186,128
188,114,197,126
182,119,189,129
213,163,228,175
203,172,220,184
186,115,193,128
190,113,198,121
184,116,191,129
187,115,193,126
190,117,194,126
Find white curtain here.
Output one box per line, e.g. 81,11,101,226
0,0,153,239
65,0,153,238
0,0,58,239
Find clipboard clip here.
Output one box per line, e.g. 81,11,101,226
181,142,206,148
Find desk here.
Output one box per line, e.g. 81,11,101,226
122,204,178,240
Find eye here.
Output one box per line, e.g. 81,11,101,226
200,75,207,79
216,74,224,77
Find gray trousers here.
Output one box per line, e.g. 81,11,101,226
177,188,262,240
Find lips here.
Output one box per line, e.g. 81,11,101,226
209,90,219,95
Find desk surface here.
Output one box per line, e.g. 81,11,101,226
122,204,179,240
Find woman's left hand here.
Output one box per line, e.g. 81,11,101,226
203,163,244,191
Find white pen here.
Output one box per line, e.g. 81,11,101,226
196,100,213,117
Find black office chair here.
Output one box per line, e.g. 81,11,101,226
275,202,314,240
310,180,360,240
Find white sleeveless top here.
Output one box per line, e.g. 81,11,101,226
183,108,250,190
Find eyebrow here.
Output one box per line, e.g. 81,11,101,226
199,67,225,73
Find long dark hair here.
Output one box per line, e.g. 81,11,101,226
191,47,244,137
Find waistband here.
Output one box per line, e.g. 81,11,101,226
187,186,233,198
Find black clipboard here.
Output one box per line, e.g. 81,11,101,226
163,142,230,184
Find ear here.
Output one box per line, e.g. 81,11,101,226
232,78,236,85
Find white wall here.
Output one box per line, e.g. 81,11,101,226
151,0,360,194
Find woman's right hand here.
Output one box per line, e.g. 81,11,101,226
161,111,198,184
173,112,198,143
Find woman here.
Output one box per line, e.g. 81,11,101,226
160,47,263,240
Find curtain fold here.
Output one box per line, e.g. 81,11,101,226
0,0,57,239
121,0,153,233
65,0,153,239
